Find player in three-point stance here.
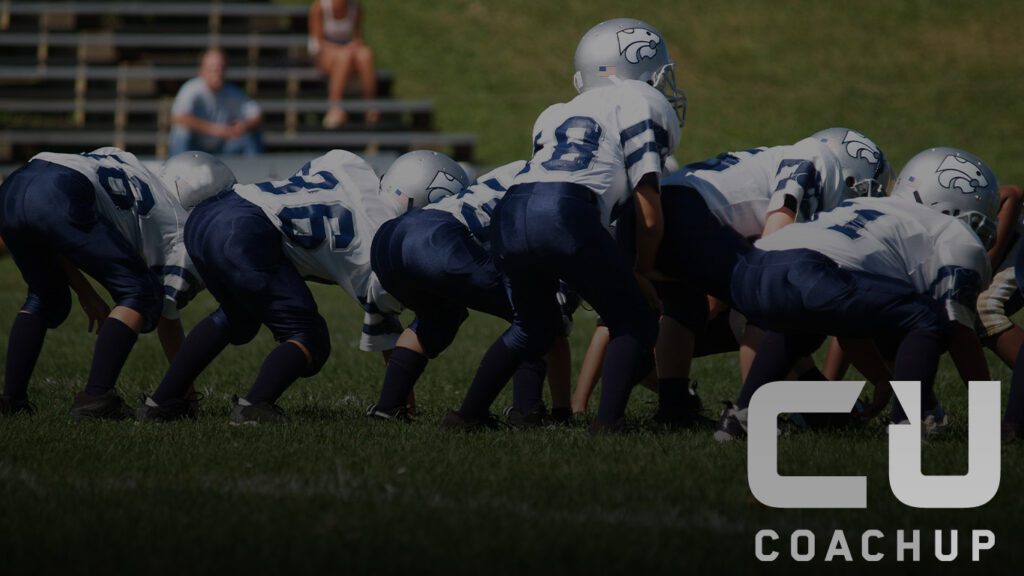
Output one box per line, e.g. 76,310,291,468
446,18,684,432
137,150,464,424
0,148,227,418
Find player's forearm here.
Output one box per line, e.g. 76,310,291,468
761,208,796,237
949,322,991,382
59,257,96,297
633,177,663,276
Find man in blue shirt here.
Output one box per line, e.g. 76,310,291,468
168,50,264,156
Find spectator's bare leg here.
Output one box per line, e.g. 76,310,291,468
354,44,379,125
322,45,354,129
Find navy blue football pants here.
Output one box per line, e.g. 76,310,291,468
184,190,330,374
372,209,511,358
0,160,162,331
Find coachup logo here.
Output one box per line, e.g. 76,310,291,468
747,380,1001,509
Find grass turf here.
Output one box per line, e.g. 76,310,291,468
3,0,1024,573
1,255,1022,574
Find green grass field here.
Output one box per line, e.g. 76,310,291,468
4,0,1024,573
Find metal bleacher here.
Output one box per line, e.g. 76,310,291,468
0,1,477,162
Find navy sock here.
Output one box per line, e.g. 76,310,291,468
459,338,523,418
245,342,310,405
376,347,429,412
658,377,691,411
151,314,230,403
737,332,797,409
595,334,652,423
83,318,138,396
1004,344,1024,427
889,329,945,422
3,313,48,400
511,358,547,413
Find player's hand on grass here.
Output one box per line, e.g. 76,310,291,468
78,291,110,333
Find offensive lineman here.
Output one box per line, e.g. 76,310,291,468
0,148,225,418
715,147,997,440
447,18,684,432
137,150,463,424
624,127,892,424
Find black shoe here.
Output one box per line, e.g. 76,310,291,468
136,395,193,422
1003,421,1021,445
229,395,288,425
550,407,573,426
652,382,714,429
440,410,502,432
185,392,204,419
69,390,133,421
504,406,554,429
713,401,747,443
366,403,412,423
0,394,35,416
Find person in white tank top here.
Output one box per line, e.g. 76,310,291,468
307,0,380,128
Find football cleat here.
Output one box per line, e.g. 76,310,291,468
136,395,193,423
69,390,134,421
229,395,288,425
713,401,748,443
439,410,502,432
652,384,714,429
365,403,412,423
888,402,950,436
0,394,35,416
503,406,556,430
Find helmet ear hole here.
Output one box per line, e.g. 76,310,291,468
845,176,856,188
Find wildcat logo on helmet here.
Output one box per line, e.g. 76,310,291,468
425,171,464,202
842,131,881,165
616,27,661,64
937,155,989,194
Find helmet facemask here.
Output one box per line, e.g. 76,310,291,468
651,63,687,128
958,211,997,250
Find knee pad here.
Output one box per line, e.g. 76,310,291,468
605,306,659,350
298,315,332,376
211,308,261,346
412,308,468,359
23,289,72,329
501,316,560,359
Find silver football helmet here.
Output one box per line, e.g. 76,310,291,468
891,147,999,248
379,150,470,213
572,18,687,127
158,151,236,209
812,127,892,198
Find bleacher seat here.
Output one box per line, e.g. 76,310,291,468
0,1,476,162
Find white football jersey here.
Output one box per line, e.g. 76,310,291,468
664,137,849,239
425,160,527,249
31,147,199,319
233,150,402,351
756,197,991,327
514,79,680,227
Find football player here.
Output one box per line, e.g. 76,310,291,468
0,148,226,418
367,158,575,426
630,128,892,424
714,147,997,440
136,150,456,424
442,18,683,432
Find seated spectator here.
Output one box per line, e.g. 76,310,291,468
308,0,379,129
168,49,264,156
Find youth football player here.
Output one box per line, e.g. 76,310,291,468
0,148,229,418
446,18,684,432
